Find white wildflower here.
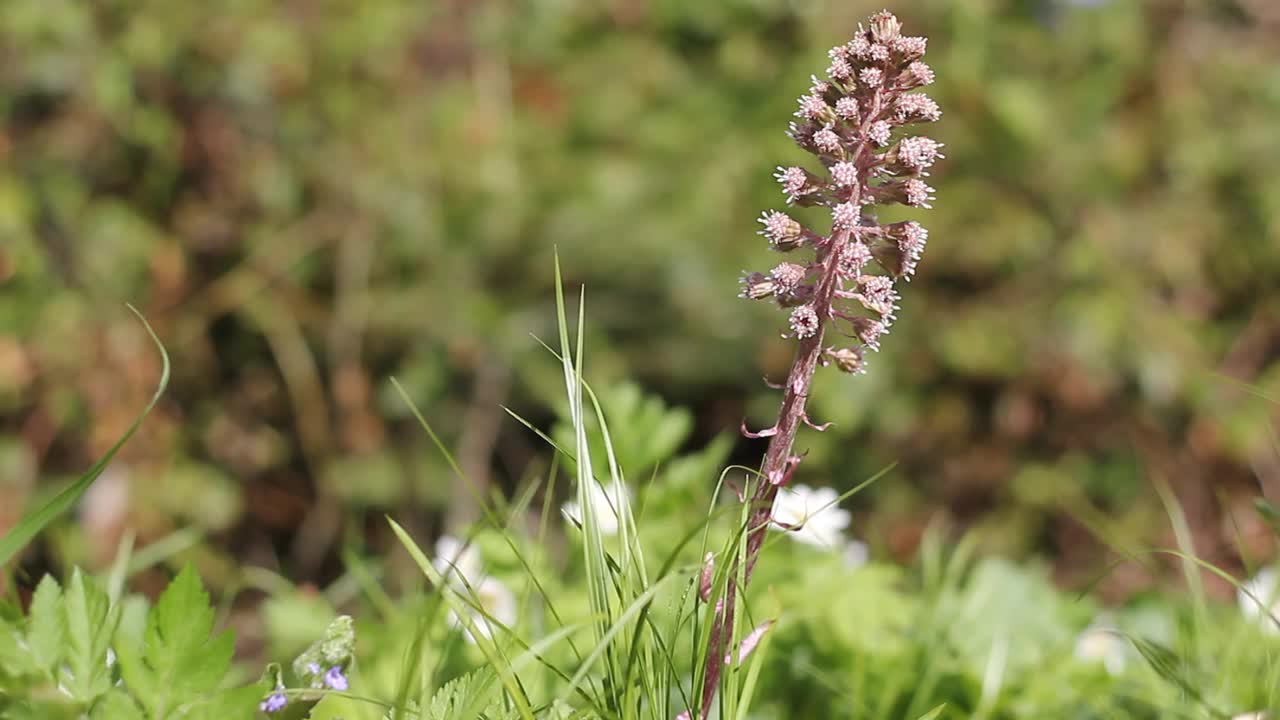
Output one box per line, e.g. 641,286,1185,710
770,484,850,548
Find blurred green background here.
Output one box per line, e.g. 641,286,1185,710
2,0,1278,603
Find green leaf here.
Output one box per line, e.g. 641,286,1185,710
93,691,146,720
0,307,169,568
117,565,235,719
62,568,120,703
0,618,41,679
916,705,947,720
26,575,65,674
180,683,267,720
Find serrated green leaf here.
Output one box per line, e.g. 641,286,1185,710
180,682,267,720
62,568,119,703
26,575,65,674
117,565,235,719
92,690,146,720
0,619,40,679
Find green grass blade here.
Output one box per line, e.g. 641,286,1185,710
0,305,170,567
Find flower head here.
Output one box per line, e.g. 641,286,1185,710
867,120,892,147
770,484,851,548
789,305,819,338
1074,621,1126,675
895,136,944,171
894,93,941,124
827,346,866,375
447,576,518,643
834,97,859,121
900,61,935,89
831,202,860,231
323,666,349,691
831,161,858,187
757,210,806,251
739,10,937,370
260,690,288,714
433,535,483,584
813,126,843,155
1239,567,1280,634
796,93,830,121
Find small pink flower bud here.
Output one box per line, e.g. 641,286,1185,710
739,272,777,300
858,67,883,88
876,178,935,208
852,316,887,351
904,178,935,207
892,36,928,61
869,11,902,44
867,120,892,147
847,35,872,60
893,136,944,171
869,44,890,63
856,274,899,317
831,202,860,232
894,93,941,124
827,346,867,374
877,221,928,279
756,210,806,251
830,161,858,187
774,165,821,203
827,56,852,80
899,61,935,89
808,75,831,96
813,126,843,155
796,93,832,122
834,97,859,122
770,262,808,291
789,305,819,338
839,241,872,277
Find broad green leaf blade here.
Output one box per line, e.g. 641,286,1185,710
63,568,119,703
26,575,65,674
0,306,170,567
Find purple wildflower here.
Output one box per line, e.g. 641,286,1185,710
858,67,883,88
323,666,349,691
260,690,288,714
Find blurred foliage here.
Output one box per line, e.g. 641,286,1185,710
2,0,1279,599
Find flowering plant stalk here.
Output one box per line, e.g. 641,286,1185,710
701,10,941,716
